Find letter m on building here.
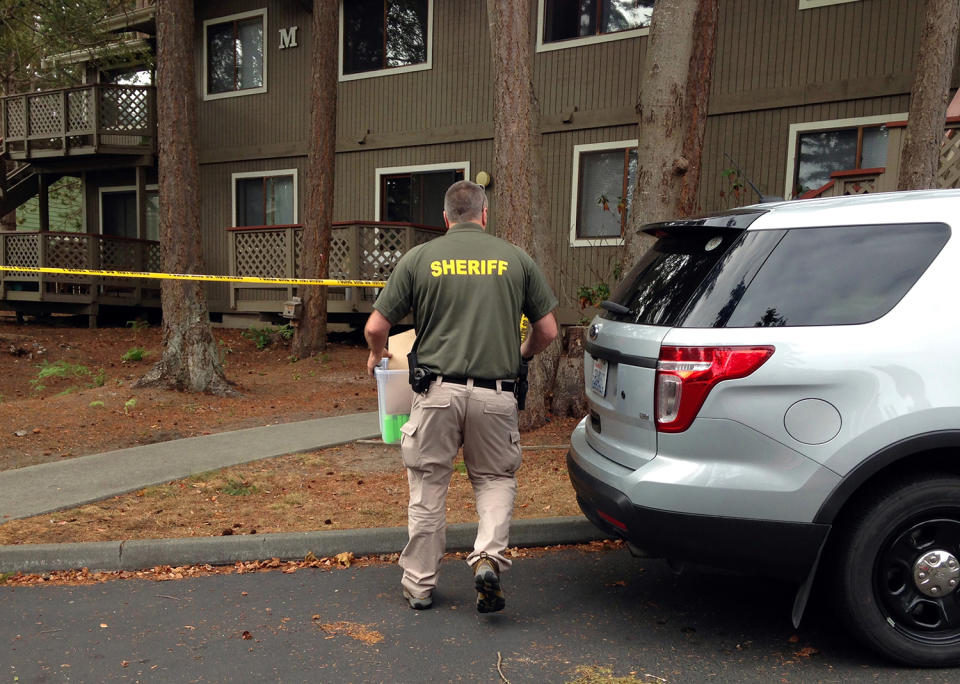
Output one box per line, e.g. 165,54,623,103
279,26,298,49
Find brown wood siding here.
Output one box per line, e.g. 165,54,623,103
184,0,930,319
199,156,306,308
196,1,311,162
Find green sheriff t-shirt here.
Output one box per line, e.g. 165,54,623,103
373,222,557,379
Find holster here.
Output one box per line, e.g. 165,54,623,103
514,358,530,410
407,351,434,394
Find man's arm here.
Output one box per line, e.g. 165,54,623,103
364,309,394,376
520,311,559,360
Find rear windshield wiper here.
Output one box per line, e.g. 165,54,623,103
600,300,630,315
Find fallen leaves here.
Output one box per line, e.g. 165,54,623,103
314,619,383,644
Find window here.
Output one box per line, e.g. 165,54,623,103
538,0,653,52
570,140,637,246
100,187,159,241
716,224,949,327
376,163,468,228
204,10,266,100
785,114,905,199
232,171,297,227
341,0,432,80
606,222,949,328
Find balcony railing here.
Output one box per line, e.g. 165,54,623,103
227,221,446,313
1,84,156,159
0,231,161,306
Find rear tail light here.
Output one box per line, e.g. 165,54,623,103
655,345,774,433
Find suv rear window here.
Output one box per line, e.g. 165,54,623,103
606,222,949,328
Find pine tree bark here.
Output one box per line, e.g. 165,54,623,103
898,0,960,190
135,0,234,395
487,0,558,431
291,0,338,359
627,0,716,263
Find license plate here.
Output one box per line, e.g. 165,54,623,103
591,358,608,396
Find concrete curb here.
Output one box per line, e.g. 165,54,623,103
0,517,607,575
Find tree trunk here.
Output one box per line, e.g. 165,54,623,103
626,0,713,263
898,0,960,190
135,0,234,395
291,0,338,359
487,0,558,431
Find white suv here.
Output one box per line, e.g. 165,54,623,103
567,189,960,666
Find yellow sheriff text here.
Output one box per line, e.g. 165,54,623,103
429,259,509,277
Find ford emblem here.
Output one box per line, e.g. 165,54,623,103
589,323,600,340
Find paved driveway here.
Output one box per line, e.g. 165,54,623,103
2,546,957,683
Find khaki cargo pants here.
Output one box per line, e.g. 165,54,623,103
398,378,522,598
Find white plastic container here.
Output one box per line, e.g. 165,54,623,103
374,360,414,444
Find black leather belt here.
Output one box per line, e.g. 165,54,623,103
441,376,516,392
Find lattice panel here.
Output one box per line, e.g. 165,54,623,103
28,93,64,136
100,87,149,131
101,239,138,271
67,90,92,131
3,234,39,277
235,231,287,277
939,132,960,188
147,244,162,272
358,226,405,279
841,177,876,195
45,234,91,280
413,228,440,247
4,99,25,138
292,230,303,277
328,235,349,279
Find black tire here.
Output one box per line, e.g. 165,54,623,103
834,473,960,666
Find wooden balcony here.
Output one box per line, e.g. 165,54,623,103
1,84,156,160
0,231,161,310
227,221,446,314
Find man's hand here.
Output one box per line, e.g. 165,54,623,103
367,348,393,376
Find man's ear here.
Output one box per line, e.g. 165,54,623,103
481,206,488,228
443,211,451,229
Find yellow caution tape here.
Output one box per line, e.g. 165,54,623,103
0,265,386,288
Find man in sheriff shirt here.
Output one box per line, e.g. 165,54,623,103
364,180,558,613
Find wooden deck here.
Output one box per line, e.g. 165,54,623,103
1,84,156,160
0,222,444,321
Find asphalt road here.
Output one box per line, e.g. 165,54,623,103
3,546,958,683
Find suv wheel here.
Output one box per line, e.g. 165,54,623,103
835,474,960,666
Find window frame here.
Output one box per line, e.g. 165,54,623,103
784,113,906,200
569,139,637,248
374,161,470,224
99,184,159,241
798,0,862,9
231,169,299,227
339,0,434,82
536,0,652,53
202,8,268,102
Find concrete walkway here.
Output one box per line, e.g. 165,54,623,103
0,412,604,574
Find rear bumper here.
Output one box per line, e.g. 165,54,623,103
567,452,829,582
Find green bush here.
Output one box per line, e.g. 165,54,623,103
122,347,146,363
242,324,295,350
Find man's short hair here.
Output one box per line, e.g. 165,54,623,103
444,180,487,224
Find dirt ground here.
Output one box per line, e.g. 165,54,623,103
0,312,583,546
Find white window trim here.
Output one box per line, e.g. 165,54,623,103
784,113,906,199
98,184,158,239
374,161,470,221
231,169,299,227
569,139,636,248
799,0,861,9
339,0,434,82
536,0,650,54
202,8,268,102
